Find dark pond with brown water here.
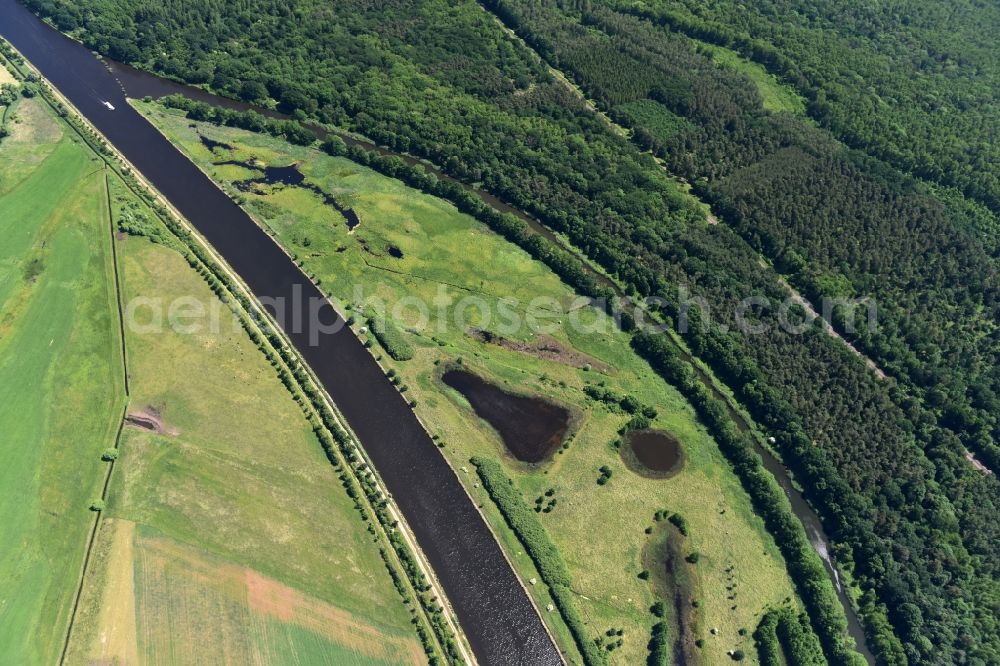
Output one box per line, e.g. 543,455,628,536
443,369,569,463
622,429,684,477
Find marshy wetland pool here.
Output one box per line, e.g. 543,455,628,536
209,147,363,231
621,429,684,478
442,369,570,463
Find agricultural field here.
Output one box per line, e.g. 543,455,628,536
0,49,422,665
0,62,15,84
67,181,424,665
0,95,125,664
26,0,1000,658
139,101,804,665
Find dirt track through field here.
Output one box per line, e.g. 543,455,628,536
90,519,139,664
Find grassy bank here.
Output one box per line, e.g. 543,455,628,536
0,95,125,663
66,175,426,665
139,100,804,665
0,44,428,664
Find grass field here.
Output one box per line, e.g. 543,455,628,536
67,189,424,664
140,101,804,665
130,526,417,666
0,97,125,664
619,99,695,143
0,56,422,663
698,42,806,115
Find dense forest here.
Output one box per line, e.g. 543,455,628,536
22,0,1000,663
617,0,1000,214
485,0,1000,470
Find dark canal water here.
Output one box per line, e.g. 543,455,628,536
0,2,563,664
442,370,569,464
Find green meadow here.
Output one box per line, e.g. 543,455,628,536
140,101,804,665
699,42,806,115
0,96,125,664
619,98,695,143
67,164,423,664
0,63,420,664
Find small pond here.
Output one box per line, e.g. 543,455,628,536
214,158,362,230
621,429,684,478
442,369,569,463
199,134,233,152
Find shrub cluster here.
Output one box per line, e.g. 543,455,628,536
583,384,657,419
368,314,414,361
667,513,689,537
646,621,669,666
0,45,24,141
115,197,167,243
754,610,783,666
754,607,826,666
596,465,612,485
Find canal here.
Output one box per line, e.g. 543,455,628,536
0,2,563,664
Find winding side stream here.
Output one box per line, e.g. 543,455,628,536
683,354,875,663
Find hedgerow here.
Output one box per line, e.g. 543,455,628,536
471,456,605,665
368,314,414,361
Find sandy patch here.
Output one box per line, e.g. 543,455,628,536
0,62,16,86
4,96,62,146
124,405,178,435
469,328,612,373
90,519,140,665
245,570,419,661
965,449,994,475
136,534,423,664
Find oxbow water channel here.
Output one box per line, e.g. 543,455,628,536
0,2,562,664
